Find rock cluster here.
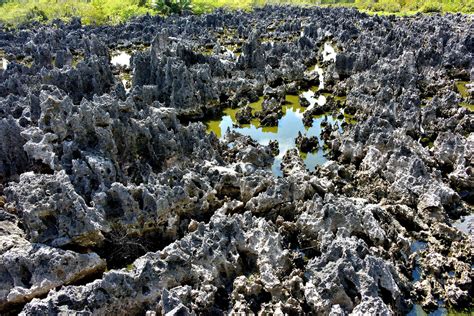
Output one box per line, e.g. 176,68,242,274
0,6,472,315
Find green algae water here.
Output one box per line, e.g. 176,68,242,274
203,42,353,176
455,81,469,98
205,92,352,177
454,81,473,111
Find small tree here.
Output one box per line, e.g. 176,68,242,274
152,0,192,14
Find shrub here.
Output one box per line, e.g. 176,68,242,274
463,1,474,13
421,0,442,12
192,0,254,13
355,0,374,9
152,0,192,14
372,0,402,12
0,0,473,27
0,0,157,26
25,6,48,22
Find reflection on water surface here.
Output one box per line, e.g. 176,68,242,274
205,91,352,176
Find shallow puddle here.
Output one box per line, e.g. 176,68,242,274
1,58,8,70
203,41,345,176
205,91,350,176
110,50,133,92
302,87,327,108
410,240,427,282
309,65,325,89
120,72,133,93
410,240,428,253
407,302,473,316
455,81,469,98
453,214,473,235
111,51,131,68
407,241,473,315
198,43,241,59
322,42,337,62
407,304,447,316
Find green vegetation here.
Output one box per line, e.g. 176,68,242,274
0,0,472,27
354,0,473,14
153,0,192,14
193,0,355,14
181,0,474,15
0,0,154,25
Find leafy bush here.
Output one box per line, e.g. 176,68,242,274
25,6,48,22
0,0,156,26
373,0,402,12
0,0,472,27
463,1,474,13
355,0,404,12
152,0,192,14
192,0,254,14
354,0,374,9
421,0,442,12
440,0,471,12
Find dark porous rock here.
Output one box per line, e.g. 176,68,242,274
235,105,253,124
256,97,283,127
280,148,306,177
268,139,279,156
295,131,319,153
299,94,310,107
260,112,279,127
0,6,471,315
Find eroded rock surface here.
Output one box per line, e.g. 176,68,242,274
0,6,472,315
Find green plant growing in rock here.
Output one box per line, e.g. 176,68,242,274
0,0,154,26
420,0,442,12
25,6,48,22
373,0,402,12
152,0,192,14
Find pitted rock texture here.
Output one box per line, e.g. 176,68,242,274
0,5,472,315
0,210,106,311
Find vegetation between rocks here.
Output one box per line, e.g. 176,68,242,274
0,2,473,314
0,0,472,26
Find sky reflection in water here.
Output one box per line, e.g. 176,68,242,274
205,93,346,176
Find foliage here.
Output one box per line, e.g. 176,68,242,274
0,0,472,27
192,0,253,13
191,0,474,14
152,0,192,14
421,0,442,12
24,6,48,23
354,0,473,13
192,0,356,14
372,0,402,12
0,0,155,26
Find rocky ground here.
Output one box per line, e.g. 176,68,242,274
0,7,473,315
